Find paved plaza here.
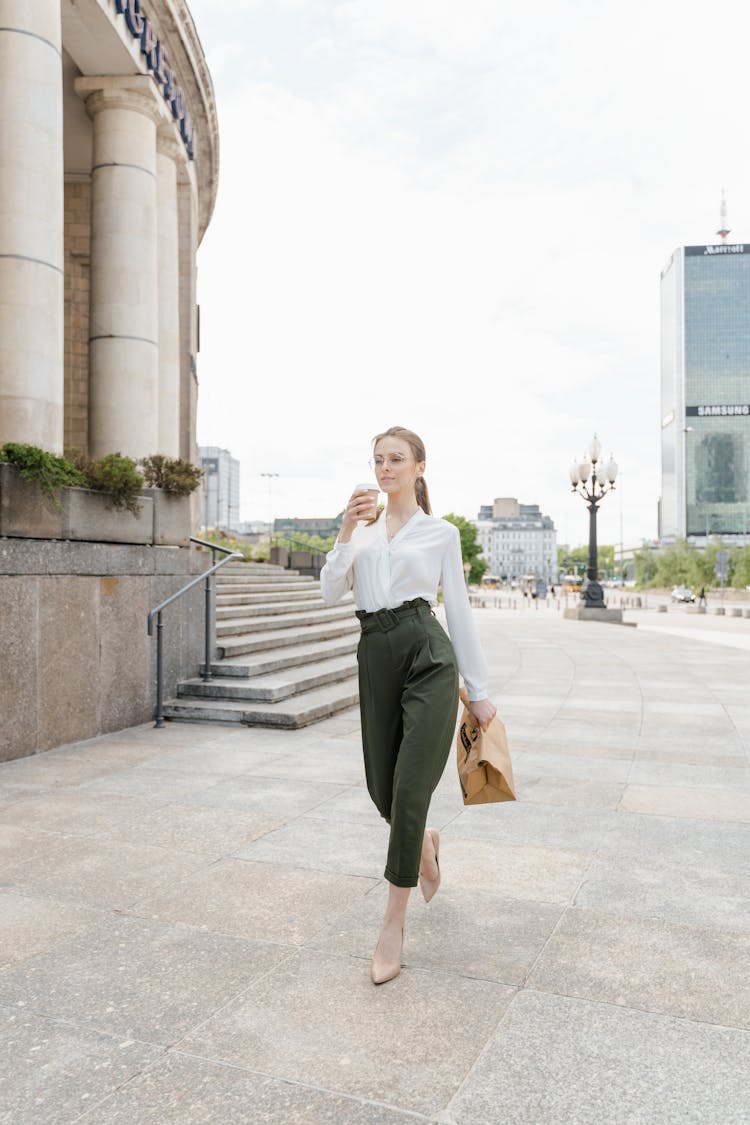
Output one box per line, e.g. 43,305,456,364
2,607,750,1123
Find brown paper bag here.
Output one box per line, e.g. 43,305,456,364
456,687,516,805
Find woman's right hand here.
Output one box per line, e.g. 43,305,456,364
339,489,376,541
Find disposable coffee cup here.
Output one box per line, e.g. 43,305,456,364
355,482,380,521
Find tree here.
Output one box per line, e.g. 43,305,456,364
442,514,488,584
557,544,615,578
731,545,750,588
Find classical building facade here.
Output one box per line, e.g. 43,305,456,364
0,1,219,761
474,498,557,584
0,0,219,463
660,242,750,541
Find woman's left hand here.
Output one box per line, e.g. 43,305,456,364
468,698,497,733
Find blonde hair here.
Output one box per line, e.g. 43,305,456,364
370,426,432,520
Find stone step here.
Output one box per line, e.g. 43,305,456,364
216,585,318,602
217,573,312,586
218,616,360,659
221,562,291,574
216,603,355,638
163,678,360,729
204,634,359,678
178,653,358,703
216,597,338,621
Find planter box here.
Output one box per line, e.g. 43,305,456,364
270,546,289,568
62,487,153,545
145,489,191,547
0,464,65,539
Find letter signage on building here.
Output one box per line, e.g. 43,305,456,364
686,405,750,417
112,0,194,158
684,244,747,256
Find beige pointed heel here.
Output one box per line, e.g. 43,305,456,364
370,926,404,985
419,828,441,903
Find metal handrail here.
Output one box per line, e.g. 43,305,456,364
147,535,242,728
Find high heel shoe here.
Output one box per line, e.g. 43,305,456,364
419,828,441,903
370,926,404,985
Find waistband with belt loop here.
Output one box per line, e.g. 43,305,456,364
356,598,432,633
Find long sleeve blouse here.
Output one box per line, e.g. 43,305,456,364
319,508,488,701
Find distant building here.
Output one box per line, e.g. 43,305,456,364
273,515,343,541
474,498,557,583
199,446,240,531
660,240,750,541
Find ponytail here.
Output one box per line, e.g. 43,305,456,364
415,476,432,515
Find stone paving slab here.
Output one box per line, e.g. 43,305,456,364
443,990,750,1125
527,906,750,1029
306,885,563,986
2,609,750,1123
77,1052,422,1124
0,1005,162,1125
0,791,166,837
0,892,106,971
444,800,617,851
233,817,389,879
6,835,210,910
621,783,750,823
0,916,289,1047
575,852,750,931
180,948,515,1118
133,857,378,945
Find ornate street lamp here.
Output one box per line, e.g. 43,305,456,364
569,435,618,609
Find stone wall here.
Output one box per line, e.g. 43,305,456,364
64,181,91,453
0,539,211,762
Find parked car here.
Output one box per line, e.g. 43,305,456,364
670,585,695,603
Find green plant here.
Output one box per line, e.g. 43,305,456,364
140,455,203,495
442,513,488,584
201,528,259,561
271,530,337,553
0,442,86,504
68,450,144,514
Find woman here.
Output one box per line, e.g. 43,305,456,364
320,426,497,984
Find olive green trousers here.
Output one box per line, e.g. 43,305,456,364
356,600,459,887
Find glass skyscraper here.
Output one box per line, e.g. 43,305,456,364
660,243,750,540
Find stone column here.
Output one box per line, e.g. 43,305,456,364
156,131,182,457
177,169,199,467
0,1,64,451
75,75,168,460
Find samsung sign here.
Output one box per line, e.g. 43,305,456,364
686,405,750,417
111,0,194,159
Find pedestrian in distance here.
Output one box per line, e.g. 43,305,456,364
698,585,707,606
320,426,497,985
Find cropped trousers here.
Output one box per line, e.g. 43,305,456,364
356,599,459,887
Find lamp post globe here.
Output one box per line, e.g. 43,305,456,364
568,434,616,610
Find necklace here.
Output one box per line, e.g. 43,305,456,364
386,509,417,542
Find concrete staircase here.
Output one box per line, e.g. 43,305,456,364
163,561,360,728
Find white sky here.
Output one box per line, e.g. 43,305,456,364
189,0,750,547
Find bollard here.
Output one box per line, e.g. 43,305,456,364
698,605,707,614
713,607,725,615
744,608,750,618
730,608,742,617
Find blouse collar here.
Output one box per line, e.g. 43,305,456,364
381,506,426,545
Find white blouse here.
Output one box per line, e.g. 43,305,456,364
319,508,488,701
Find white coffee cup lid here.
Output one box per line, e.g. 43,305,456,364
355,482,379,492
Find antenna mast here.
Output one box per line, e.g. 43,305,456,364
717,188,731,242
